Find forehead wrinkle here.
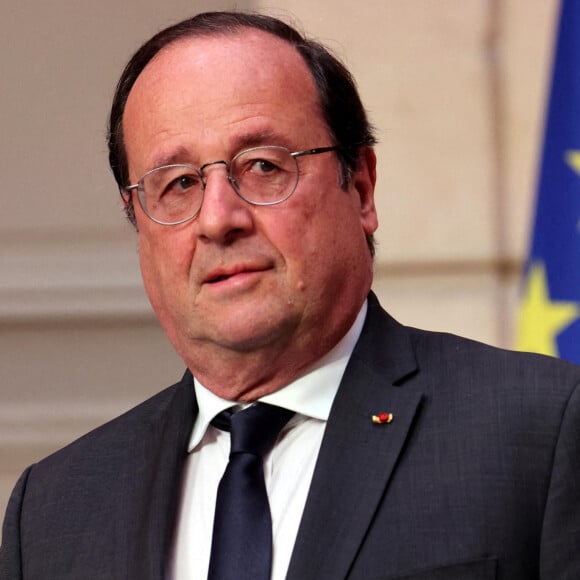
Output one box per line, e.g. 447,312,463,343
229,128,292,151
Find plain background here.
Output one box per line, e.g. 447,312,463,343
0,0,560,521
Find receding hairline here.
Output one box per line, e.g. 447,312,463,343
126,25,318,102
121,26,329,163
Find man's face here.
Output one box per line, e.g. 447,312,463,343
123,30,378,396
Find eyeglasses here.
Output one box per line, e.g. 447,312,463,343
122,145,343,226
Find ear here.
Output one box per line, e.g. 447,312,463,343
352,147,378,235
119,187,139,230
120,188,131,209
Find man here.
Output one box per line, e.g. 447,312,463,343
1,11,579,580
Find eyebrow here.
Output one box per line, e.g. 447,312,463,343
149,146,194,170
148,130,290,170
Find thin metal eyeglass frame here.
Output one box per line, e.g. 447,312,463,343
121,145,344,226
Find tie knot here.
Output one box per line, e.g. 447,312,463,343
224,403,294,457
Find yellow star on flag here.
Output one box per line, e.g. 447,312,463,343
565,150,580,176
516,261,579,357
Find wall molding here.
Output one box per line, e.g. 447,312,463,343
1,242,153,322
0,400,135,471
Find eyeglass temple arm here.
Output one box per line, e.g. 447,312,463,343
291,145,342,159
120,184,138,201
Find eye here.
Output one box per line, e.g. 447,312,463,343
249,159,279,174
173,174,199,191
160,171,200,198
231,147,294,190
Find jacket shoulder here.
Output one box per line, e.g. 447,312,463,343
408,325,580,385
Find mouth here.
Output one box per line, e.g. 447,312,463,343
206,273,234,284
203,264,270,286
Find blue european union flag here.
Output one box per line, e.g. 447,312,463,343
516,0,580,363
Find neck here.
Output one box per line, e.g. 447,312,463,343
182,336,335,402
181,306,365,402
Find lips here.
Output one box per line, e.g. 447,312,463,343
203,263,270,285
206,272,233,284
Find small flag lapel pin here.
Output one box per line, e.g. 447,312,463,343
372,412,393,424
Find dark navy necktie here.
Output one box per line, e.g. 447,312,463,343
207,403,294,580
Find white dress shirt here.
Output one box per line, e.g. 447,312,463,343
168,302,366,579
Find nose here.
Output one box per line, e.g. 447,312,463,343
195,162,254,244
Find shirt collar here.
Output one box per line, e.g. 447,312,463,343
188,301,367,452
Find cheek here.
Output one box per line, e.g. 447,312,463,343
268,184,342,257
137,236,165,309
299,196,369,273
271,210,340,285
137,227,196,297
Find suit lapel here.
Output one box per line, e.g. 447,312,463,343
125,371,197,579
287,295,423,580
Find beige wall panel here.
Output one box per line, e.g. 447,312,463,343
499,0,560,259
372,271,500,346
0,321,181,407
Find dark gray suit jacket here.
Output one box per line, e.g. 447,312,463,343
1,294,579,579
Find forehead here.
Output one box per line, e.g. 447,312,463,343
123,30,327,171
